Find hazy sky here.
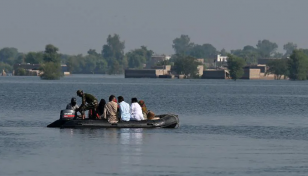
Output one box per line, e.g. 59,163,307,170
1,0,307,55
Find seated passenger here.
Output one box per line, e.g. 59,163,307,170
103,95,118,123
138,100,148,120
118,96,130,121
66,97,79,111
113,96,120,119
130,97,144,121
147,111,157,120
97,99,106,119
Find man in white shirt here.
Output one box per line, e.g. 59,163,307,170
117,96,130,121
130,97,144,121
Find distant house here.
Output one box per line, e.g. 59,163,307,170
125,69,165,78
244,64,267,73
216,54,228,62
145,54,171,68
125,54,205,78
13,63,70,76
214,54,228,68
202,69,229,79
202,67,261,80
151,65,171,72
241,68,260,79
197,65,204,76
125,65,171,78
14,63,41,70
1,69,6,76
258,58,278,65
13,63,42,76
61,64,70,75
196,58,204,64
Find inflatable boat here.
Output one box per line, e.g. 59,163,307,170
47,110,179,129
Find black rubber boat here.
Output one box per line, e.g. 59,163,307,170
47,110,179,129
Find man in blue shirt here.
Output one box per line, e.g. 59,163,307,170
117,96,130,121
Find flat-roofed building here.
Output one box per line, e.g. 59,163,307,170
197,65,204,76
13,63,70,76
125,69,165,78
197,58,204,64
202,69,229,79
216,54,228,62
146,54,171,68
125,64,173,78
241,68,260,79
245,64,267,73
151,65,171,72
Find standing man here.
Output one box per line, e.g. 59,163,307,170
76,90,98,119
103,95,118,123
117,96,130,121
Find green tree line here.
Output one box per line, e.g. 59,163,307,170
0,34,154,79
227,49,308,81
0,33,306,80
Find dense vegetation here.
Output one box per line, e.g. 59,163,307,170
266,59,288,80
288,50,308,80
39,44,62,80
1,33,308,80
173,54,200,78
227,54,245,81
263,49,308,80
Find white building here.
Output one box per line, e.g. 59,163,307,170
216,54,228,62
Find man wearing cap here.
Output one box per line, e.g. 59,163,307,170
76,90,98,119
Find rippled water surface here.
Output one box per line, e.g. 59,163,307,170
1,75,308,176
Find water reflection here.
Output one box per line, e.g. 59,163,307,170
118,128,144,172
59,127,146,172
119,128,144,145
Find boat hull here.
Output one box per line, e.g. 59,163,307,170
47,114,179,129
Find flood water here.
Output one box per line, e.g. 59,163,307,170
1,75,308,176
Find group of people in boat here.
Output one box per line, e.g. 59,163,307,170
65,90,154,123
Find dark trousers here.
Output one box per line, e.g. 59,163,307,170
79,101,98,118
